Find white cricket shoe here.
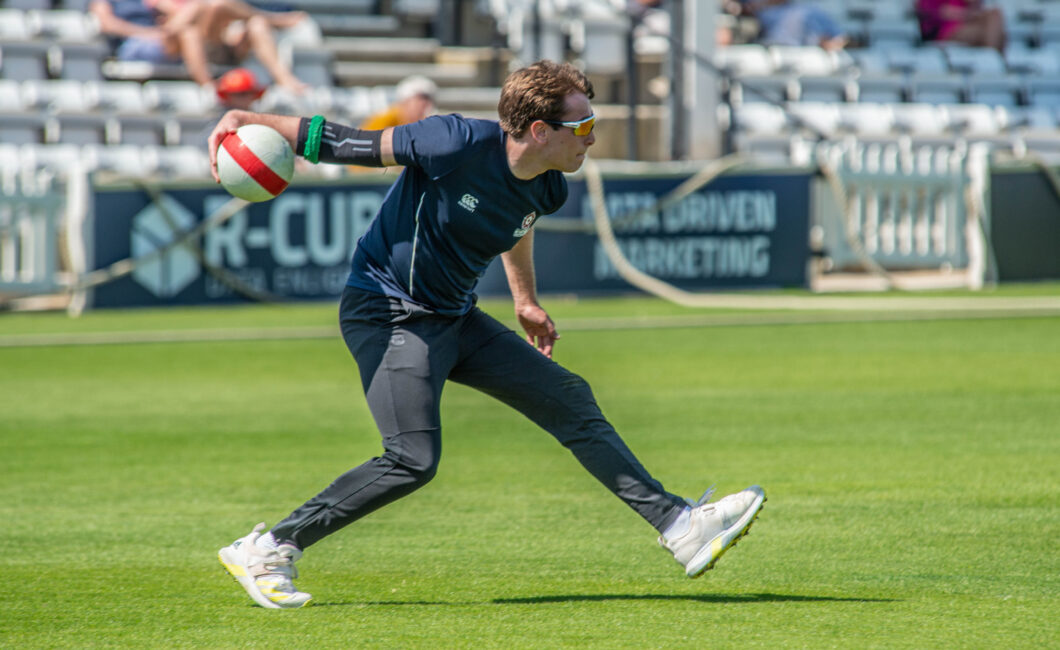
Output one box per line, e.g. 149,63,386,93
659,485,765,578
218,522,312,609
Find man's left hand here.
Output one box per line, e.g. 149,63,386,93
516,303,560,358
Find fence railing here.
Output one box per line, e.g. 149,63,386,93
0,177,63,295
0,167,89,312
806,138,992,289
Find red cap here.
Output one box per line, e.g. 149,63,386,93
216,68,266,101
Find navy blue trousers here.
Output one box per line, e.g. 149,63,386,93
270,287,685,549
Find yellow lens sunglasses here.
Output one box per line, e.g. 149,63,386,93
543,114,596,136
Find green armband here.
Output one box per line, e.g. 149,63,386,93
303,115,325,164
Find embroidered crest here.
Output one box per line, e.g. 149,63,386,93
513,211,538,237
458,193,479,212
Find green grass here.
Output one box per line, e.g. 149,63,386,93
2,291,1058,648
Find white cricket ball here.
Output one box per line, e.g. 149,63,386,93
216,124,295,202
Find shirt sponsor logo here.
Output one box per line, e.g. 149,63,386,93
513,211,537,237
458,193,479,212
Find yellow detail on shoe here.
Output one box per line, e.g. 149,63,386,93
258,585,287,598
711,536,725,557
257,583,313,608
219,555,247,577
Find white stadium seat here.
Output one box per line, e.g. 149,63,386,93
1004,48,1060,75
0,42,52,81
0,79,27,111
908,72,966,104
796,75,853,103
155,146,211,179
51,42,108,81
788,102,842,138
728,74,794,107
0,9,34,40
21,79,89,112
865,18,921,48
890,104,949,135
942,45,1006,75
18,143,85,174
1025,78,1060,107
714,45,776,76
44,113,110,145
943,105,1002,136
1002,106,1057,131
967,75,1024,108
886,46,947,74
142,80,218,115
26,9,99,43
836,102,895,135
769,46,839,75
89,80,149,114
0,113,46,144
853,73,907,103
82,144,158,176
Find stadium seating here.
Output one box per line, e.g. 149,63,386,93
705,0,1060,162
2,0,1060,171
0,41,51,80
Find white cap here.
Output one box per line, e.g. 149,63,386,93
395,75,437,102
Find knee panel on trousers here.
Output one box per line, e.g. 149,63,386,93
381,428,441,486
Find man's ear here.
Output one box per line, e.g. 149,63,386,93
529,120,550,143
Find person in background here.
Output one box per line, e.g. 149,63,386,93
89,0,309,94
349,75,437,174
361,75,438,130
915,0,1006,52
729,0,848,50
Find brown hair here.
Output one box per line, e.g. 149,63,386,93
498,60,595,138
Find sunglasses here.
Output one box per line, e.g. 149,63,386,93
543,114,596,136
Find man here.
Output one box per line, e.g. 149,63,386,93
361,74,437,130
731,0,848,50
349,75,436,174
916,0,1006,53
209,60,765,609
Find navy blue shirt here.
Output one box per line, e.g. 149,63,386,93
347,114,568,316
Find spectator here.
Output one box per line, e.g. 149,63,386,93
915,0,1006,52
347,75,437,174
361,75,438,130
730,0,848,50
89,0,309,93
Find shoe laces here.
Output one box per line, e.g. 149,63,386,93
687,485,716,508
262,547,299,580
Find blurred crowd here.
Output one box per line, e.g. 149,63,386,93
88,0,309,102
717,0,1007,53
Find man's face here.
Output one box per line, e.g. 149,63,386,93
401,94,435,123
544,92,596,173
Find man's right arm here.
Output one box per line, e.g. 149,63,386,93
308,120,397,167
206,110,397,183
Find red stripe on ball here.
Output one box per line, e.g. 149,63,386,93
221,132,290,197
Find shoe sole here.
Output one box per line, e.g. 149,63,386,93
218,547,312,609
686,488,766,578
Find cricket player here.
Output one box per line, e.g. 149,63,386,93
209,60,765,609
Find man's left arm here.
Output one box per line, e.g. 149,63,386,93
501,230,559,358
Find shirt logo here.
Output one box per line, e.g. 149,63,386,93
458,193,479,212
513,211,537,237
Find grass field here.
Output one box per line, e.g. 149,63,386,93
2,288,1058,648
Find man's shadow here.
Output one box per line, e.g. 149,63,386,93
314,592,896,607
493,593,895,605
